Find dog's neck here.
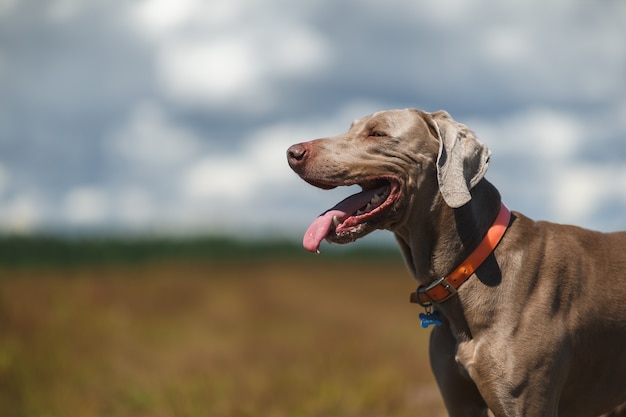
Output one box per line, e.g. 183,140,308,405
394,179,502,286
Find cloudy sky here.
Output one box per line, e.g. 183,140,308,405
0,0,625,242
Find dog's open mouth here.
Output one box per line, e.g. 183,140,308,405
303,178,401,253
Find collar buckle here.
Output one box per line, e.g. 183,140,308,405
412,276,458,307
422,276,458,295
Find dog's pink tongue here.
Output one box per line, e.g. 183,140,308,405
303,187,383,253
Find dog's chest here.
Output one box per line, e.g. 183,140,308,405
455,339,479,378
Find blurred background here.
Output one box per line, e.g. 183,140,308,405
0,1,625,416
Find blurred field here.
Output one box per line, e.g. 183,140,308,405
0,259,445,417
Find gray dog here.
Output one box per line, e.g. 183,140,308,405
286,109,626,417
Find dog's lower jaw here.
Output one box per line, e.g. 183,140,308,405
325,223,369,245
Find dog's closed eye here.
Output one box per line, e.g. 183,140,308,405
369,131,387,138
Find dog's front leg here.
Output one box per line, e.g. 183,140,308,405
429,323,489,417
453,333,563,417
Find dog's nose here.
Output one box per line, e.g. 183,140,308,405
287,143,308,168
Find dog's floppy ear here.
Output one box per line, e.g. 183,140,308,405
428,111,491,208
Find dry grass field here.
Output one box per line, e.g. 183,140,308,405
0,259,445,417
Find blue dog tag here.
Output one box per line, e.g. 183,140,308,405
419,310,442,328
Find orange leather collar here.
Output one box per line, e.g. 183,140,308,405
411,204,511,306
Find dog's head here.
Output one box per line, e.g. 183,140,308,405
286,109,491,252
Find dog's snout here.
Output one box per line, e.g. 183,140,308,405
287,143,308,168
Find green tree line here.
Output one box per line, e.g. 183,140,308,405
0,235,401,267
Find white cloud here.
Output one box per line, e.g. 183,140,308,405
131,0,332,111
131,0,243,37
157,36,261,103
263,26,330,78
47,0,85,22
0,194,43,233
183,155,257,201
116,187,155,226
0,0,16,17
468,108,584,160
414,0,475,27
63,186,109,226
107,102,203,166
551,164,626,227
155,25,331,110
131,0,200,34
482,27,532,66
182,123,302,203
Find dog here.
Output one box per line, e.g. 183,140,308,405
286,109,626,417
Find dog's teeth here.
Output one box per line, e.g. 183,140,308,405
365,203,372,211
332,215,340,227
371,194,382,204
356,209,364,215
